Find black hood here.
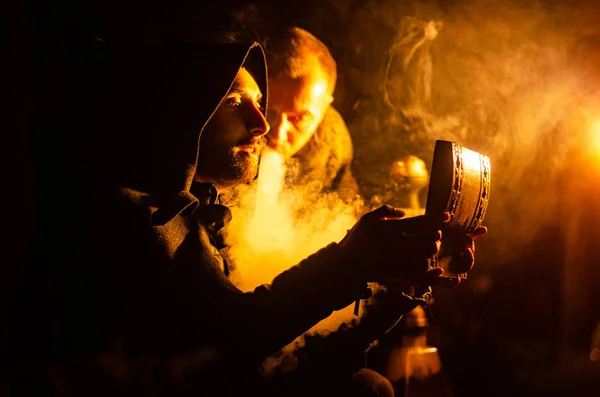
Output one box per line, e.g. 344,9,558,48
86,39,267,223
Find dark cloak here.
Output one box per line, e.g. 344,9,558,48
5,38,376,396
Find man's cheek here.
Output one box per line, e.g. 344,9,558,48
297,129,313,147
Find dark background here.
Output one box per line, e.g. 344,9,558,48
6,1,600,396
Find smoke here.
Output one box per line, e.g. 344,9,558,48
425,0,600,262
224,150,362,290
216,0,600,372
222,150,373,373
313,0,600,265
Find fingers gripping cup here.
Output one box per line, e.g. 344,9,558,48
425,140,491,280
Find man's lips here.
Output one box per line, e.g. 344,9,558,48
235,144,262,156
235,137,265,157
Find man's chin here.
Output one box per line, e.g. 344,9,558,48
209,170,258,191
234,157,260,184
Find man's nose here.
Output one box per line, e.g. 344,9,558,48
246,104,270,137
266,114,289,148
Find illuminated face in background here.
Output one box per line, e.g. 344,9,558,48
266,59,333,158
195,67,269,189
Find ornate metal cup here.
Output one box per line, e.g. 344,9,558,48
425,140,491,279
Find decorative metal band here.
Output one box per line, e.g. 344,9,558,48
446,143,464,219
468,154,491,232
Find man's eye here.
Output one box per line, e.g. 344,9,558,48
256,101,265,111
225,97,241,107
290,115,309,124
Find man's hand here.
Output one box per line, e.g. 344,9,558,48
437,226,488,286
338,205,449,283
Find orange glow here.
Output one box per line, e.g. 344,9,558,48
311,80,327,99
590,118,600,154
224,148,369,376
591,348,600,362
391,156,428,180
462,147,484,174
225,148,363,345
229,149,359,289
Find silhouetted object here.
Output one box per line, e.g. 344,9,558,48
388,155,429,214
372,306,454,397
591,321,600,363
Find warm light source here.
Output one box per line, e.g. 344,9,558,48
311,80,327,98
590,118,600,154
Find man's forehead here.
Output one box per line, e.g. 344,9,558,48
270,73,329,111
230,67,262,97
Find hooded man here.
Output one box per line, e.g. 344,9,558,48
6,38,485,397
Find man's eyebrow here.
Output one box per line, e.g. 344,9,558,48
227,85,262,100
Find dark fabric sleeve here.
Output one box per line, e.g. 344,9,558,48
169,234,369,365
94,200,371,375
39,190,372,396
249,287,420,393
290,285,420,368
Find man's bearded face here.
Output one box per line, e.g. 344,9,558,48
266,61,333,158
196,67,269,189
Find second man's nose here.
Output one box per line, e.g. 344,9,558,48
266,113,289,149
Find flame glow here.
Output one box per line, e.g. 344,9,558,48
225,149,361,319
590,118,600,155
223,149,368,374
311,80,327,99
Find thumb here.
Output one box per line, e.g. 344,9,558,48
369,205,406,220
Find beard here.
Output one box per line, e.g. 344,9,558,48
228,149,261,184
196,145,261,189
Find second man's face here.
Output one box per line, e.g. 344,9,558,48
266,64,333,159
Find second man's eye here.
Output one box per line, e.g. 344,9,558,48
289,115,309,124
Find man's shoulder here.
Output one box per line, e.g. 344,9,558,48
316,106,354,160
114,186,158,213
117,186,153,202
89,186,158,227
323,106,346,123
319,106,351,138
